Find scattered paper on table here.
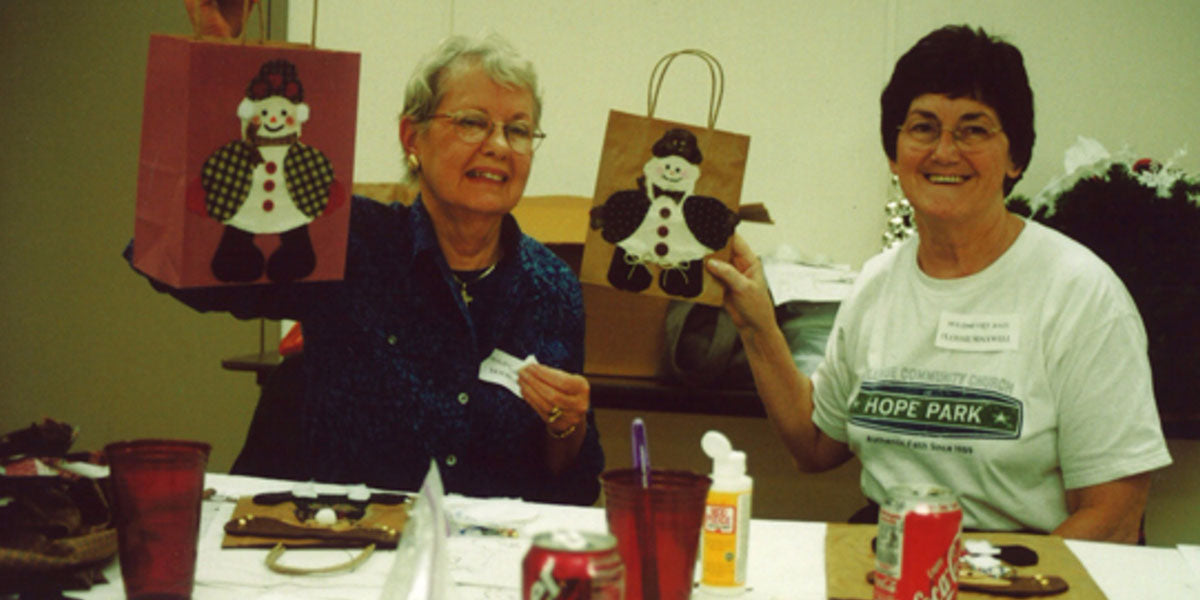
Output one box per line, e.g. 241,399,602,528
449,536,530,589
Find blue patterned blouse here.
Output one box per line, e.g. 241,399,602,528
131,196,604,505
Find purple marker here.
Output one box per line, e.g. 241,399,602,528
631,417,650,488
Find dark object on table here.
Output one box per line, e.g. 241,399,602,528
0,420,116,595
0,420,77,460
222,494,408,549
867,570,1069,597
998,544,1040,567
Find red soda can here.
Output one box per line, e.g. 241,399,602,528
523,530,625,600
873,485,963,600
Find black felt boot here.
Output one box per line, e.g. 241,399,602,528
211,226,264,283
659,259,704,298
266,225,317,283
606,247,652,292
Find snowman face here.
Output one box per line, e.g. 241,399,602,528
645,155,699,192
242,96,307,139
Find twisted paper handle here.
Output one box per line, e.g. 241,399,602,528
647,49,725,129
238,0,266,44
190,0,321,47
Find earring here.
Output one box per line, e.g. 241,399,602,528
882,174,915,250
406,153,420,174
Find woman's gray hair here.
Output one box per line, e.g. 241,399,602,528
401,33,542,179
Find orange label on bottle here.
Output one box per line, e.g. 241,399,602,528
701,490,749,587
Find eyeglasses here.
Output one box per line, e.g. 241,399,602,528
898,116,1003,149
429,109,545,155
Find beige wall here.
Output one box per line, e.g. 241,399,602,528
293,0,1200,268
0,1,287,471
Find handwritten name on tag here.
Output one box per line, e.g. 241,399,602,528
935,312,1018,352
478,348,538,397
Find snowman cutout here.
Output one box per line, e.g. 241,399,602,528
189,59,345,283
590,128,739,298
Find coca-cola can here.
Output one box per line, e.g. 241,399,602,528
873,485,963,600
523,530,625,600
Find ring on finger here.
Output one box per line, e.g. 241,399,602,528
549,424,577,439
548,406,563,423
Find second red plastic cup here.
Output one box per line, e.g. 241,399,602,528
602,468,712,600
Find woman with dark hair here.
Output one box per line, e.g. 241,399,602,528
709,25,1171,541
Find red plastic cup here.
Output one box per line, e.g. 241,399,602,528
601,468,712,600
105,439,211,600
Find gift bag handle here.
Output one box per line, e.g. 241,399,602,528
647,49,725,129
192,0,322,47
238,0,267,44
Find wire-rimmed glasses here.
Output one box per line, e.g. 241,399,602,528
898,116,1003,149
429,109,545,155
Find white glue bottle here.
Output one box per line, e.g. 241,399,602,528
699,430,752,595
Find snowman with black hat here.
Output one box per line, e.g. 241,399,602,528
590,127,739,298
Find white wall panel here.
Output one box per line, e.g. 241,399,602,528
297,0,1200,268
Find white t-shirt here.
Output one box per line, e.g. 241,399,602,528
812,219,1172,532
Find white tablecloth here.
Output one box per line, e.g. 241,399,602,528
71,473,1199,599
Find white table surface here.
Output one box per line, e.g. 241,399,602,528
70,473,1199,599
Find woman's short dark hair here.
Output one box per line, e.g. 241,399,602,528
881,25,1035,196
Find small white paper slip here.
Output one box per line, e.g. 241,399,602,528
478,348,539,397
935,312,1019,352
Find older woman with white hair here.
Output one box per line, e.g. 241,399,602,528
133,8,603,504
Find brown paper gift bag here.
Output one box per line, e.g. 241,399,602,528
132,25,360,288
582,50,750,307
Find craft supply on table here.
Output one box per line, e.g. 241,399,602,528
221,484,410,550
826,523,1103,598
699,429,753,595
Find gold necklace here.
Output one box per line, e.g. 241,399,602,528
450,264,497,305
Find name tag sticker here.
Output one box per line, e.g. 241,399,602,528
479,348,538,397
935,312,1019,352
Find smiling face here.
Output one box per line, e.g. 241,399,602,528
241,96,306,140
889,94,1022,228
401,60,535,218
645,155,699,193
